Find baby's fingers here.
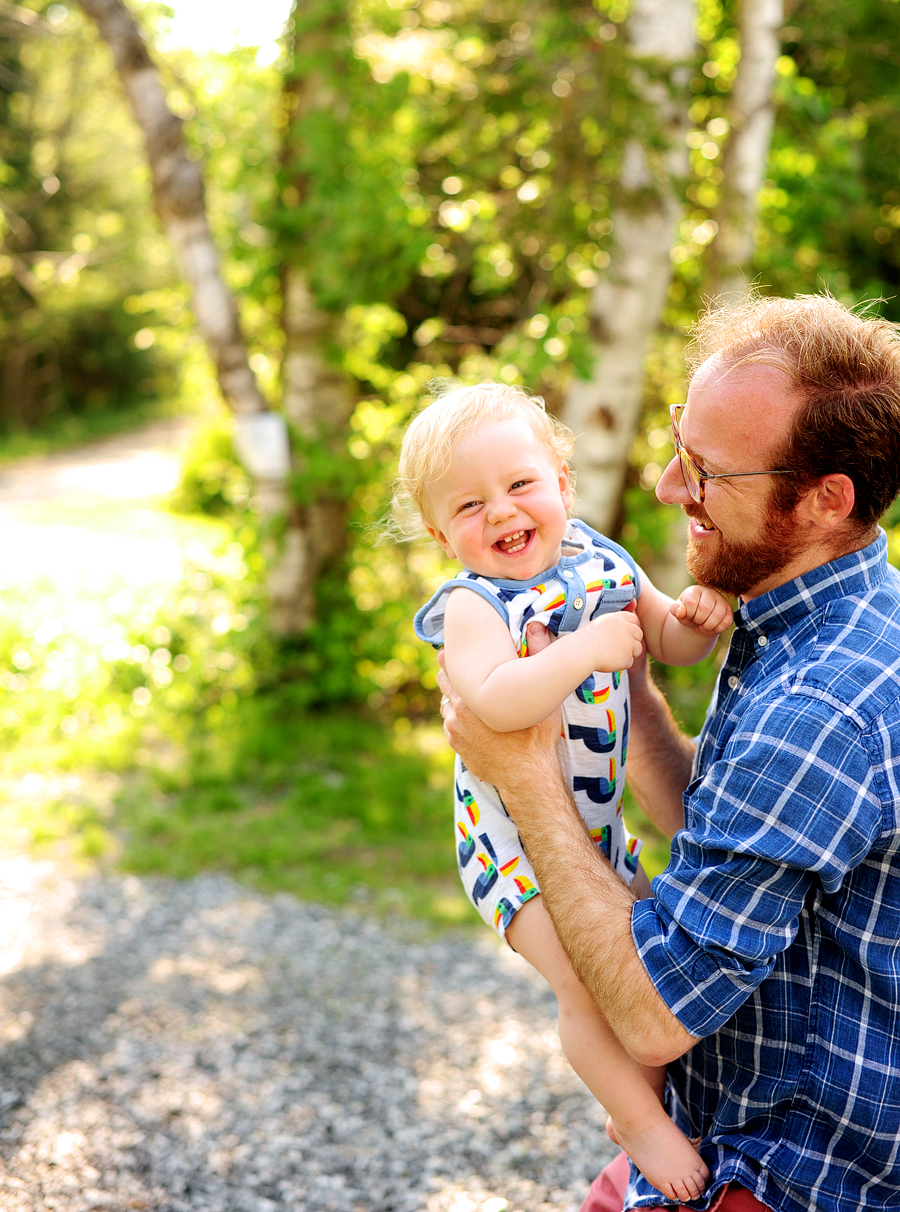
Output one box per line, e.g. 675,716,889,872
672,584,705,625
676,585,734,633
692,587,734,633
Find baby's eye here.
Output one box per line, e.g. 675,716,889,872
457,500,480,513
510,480,530,490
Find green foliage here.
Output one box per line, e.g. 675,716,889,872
660,0,900,325
10,0,900,914
0,1,183,431
169,415,254,515
339,0,639,404
0,519,265,769
755,1,900,315
287,422,371,507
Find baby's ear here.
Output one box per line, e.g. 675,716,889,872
425,523,456,560
558,462,573,510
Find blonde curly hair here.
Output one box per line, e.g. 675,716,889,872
392,381,575,541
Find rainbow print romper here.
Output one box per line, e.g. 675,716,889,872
415,518,642,939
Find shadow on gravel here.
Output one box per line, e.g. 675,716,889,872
0,870,614,1212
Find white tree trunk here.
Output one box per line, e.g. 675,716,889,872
707,0,783,298
270,267,356,635
75,0,269,421
78,0,358,639
561,0,696,535
268,3,357,636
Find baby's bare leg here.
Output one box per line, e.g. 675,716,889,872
507,897,708,1204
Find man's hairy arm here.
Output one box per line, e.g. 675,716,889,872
437,651,699,1066
625,653,697,840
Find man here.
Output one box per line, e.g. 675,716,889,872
438,294,900,1212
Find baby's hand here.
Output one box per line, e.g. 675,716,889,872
671,585,734,635
588,610,644,673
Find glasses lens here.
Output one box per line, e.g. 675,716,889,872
670,405,703,504
678,448,703,503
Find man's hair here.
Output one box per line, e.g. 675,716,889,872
392,380,574,539
688,293,900,531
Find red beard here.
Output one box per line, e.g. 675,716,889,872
684,501,804,599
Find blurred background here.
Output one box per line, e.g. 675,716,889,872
2,0,900,926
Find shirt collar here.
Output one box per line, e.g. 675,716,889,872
735,529,889,637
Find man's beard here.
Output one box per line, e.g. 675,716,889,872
684,501,804,599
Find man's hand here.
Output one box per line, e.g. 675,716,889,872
437,637,560,803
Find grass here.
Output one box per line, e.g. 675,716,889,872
112,707,472,926
0,480,478,928
2,708,472,928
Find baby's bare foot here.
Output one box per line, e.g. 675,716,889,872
606,1114,709,1203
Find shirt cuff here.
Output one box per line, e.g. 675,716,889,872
631,898,772,1038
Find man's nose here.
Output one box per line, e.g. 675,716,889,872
656,455,690,506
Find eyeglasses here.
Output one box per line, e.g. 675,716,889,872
669,403,798,505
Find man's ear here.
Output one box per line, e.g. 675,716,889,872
801,473,856,532
425,523,456,560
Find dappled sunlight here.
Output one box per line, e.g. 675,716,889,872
0,425,265,872
30,448,181,501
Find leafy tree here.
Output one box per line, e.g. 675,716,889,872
0,1,176,432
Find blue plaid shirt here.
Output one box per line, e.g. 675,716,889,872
630,532,900,1212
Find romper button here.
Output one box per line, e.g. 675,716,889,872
573,597,584,610
562,569,573,578
758,635,768,647
728,675,739,689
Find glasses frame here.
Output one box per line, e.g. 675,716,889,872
669,404,798,505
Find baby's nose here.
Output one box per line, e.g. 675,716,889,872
487,498,516,523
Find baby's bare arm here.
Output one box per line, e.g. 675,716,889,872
444,591,643,732
637,571,733,667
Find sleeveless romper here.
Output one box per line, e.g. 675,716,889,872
415,518,642,939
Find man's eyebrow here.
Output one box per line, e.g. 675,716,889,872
680,429,726,476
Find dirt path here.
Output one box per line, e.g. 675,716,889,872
0,418,199,597
0,417,192,515
0,414,218,892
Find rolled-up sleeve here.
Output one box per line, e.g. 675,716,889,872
633,693,884,1039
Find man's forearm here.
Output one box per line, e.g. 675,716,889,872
437,648,699,1064
497,754,699,1067
626,662,696,840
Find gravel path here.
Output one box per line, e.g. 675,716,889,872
0,858,615,1212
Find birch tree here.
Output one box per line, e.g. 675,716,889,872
705,0,783,298
75,0,269,423
560,0,697,534
75,0,322,635
273,0,358,636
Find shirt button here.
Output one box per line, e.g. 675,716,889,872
561,570,573,579
728,675,739,689
758,635,768,647
573,597,584,610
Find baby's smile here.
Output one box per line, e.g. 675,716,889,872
494,529,532,554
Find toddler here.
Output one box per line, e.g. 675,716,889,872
395,383,732,1203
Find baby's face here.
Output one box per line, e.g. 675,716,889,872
423,418,571,580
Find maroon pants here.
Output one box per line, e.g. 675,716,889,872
580,1152,771,1212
